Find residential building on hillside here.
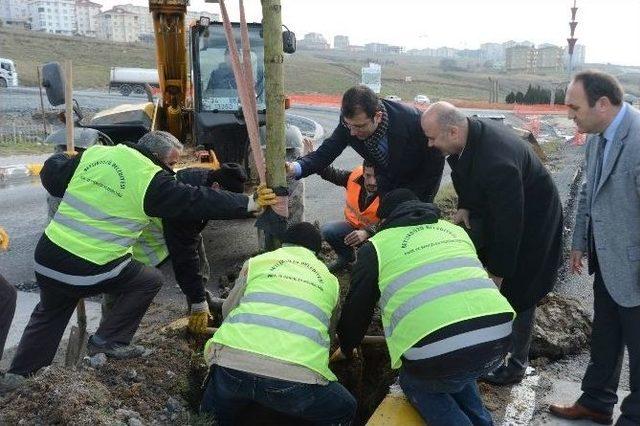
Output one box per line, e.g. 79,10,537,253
185,10,218,25
117,4,151,41
506,45,535,72
97,5,139,42
537,45,563,71
365,43,403,54
480,42,504,61
28,0,76,35
334,35,349,50
298,32,330,50
75,0,101,37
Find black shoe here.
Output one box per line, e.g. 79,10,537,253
87,336,146,359
479,364,526,386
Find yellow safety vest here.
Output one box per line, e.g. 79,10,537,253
207,246,339,380
46,144,161,265
132,217,169,267
370,220,515,369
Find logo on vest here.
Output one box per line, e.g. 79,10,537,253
266,259,326,292
400,224,468,256
80,160,127,198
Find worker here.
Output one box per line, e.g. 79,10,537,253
4,131,276,384
334,189,515,426
421,102,563,385
103,163,250,334
286,84,444,202
200,222,357,425
205,47,265,101
320,160,379,272
0,226,16,362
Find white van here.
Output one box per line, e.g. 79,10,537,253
0,58,18,88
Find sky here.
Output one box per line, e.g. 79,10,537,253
100,0,640,67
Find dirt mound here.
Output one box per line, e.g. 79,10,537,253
0,303,209,425
531,292,592,360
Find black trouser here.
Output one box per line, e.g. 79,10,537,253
578,258,640,425
508,306,536,371
8,263,162,377
0,274,17,361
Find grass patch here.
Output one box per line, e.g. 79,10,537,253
541,137,565,158
0,141,52,155
434,183,458,220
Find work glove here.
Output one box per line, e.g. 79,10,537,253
0,226,9,252
253,184,277,208
187,301,211,334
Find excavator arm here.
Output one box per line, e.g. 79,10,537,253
149,0,189,141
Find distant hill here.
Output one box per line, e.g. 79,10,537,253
2,27,639,101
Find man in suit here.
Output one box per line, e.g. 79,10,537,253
420,102,563,385
286,85,444,202
549,71,640,425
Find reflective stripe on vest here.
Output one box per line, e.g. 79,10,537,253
370,221,515,369
45,145,161,265
403,322,513,361
34,258,131,286
132,218,168,267
226,313,329,348
343,166,379,229
208,246,339,381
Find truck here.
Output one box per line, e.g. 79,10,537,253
108,67,159,97
0,58,18,88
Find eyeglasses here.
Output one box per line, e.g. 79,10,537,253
341,117,374,131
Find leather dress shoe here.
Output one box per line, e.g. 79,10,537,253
549,402,613,425
479,364,525,386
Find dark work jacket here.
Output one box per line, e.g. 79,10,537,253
337,201,512,380
296,100,444,202
448,118,563,312
37,144,251,287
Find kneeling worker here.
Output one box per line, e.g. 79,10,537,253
335,189,515,426
201,222,357,425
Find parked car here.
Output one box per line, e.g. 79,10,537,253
414,94,431,104
0,58,18,88
384,95,401,102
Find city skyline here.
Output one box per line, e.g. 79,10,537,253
93,0,640,67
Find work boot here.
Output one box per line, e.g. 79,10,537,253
0,372,26,394
327,256,352,273
87,335,146,360
479,362,526,386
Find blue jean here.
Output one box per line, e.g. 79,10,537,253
399,360,500,426
200,366,357,425
321,221,356,262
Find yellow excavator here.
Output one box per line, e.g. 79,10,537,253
43,0,296,170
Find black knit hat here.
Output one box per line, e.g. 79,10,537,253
281,222,322,254
377,188,419,219
209,163,247,193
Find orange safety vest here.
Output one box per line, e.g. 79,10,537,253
344,166,380,229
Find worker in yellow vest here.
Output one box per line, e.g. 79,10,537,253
319,160,380,273
6,131,276,380
201,222,356,425
334,189,515,426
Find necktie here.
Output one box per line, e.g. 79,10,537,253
594,134,608,186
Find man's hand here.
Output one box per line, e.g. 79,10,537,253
0,226,9,251
254,184,277,207
570,250,585,275
188,301,211,334
330,347,358,363
488,272,503,288
453,208,471,229
302,138,315,155
344,230,370,248
285,162,296,178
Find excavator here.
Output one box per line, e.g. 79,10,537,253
42,0,297,171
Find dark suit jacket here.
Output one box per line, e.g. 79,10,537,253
297,100,444,202
448,118,563,312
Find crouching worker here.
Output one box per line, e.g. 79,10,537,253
201,222,357,425
334,189,515,426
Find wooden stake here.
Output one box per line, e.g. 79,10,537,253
64,60,74,153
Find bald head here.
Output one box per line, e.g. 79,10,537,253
421,102,468,156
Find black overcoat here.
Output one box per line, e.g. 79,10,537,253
448,118,563,312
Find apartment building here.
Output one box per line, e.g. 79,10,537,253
75,0,101,37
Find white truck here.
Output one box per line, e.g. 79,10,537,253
108,67,159,96
0,58,19,88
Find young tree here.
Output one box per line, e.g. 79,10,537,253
515,91,524,103
505,91,516,104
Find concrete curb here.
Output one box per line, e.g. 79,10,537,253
0,164,42,185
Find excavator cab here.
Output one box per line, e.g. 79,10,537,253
190,20,266,164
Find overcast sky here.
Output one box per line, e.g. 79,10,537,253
100,0,640,66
